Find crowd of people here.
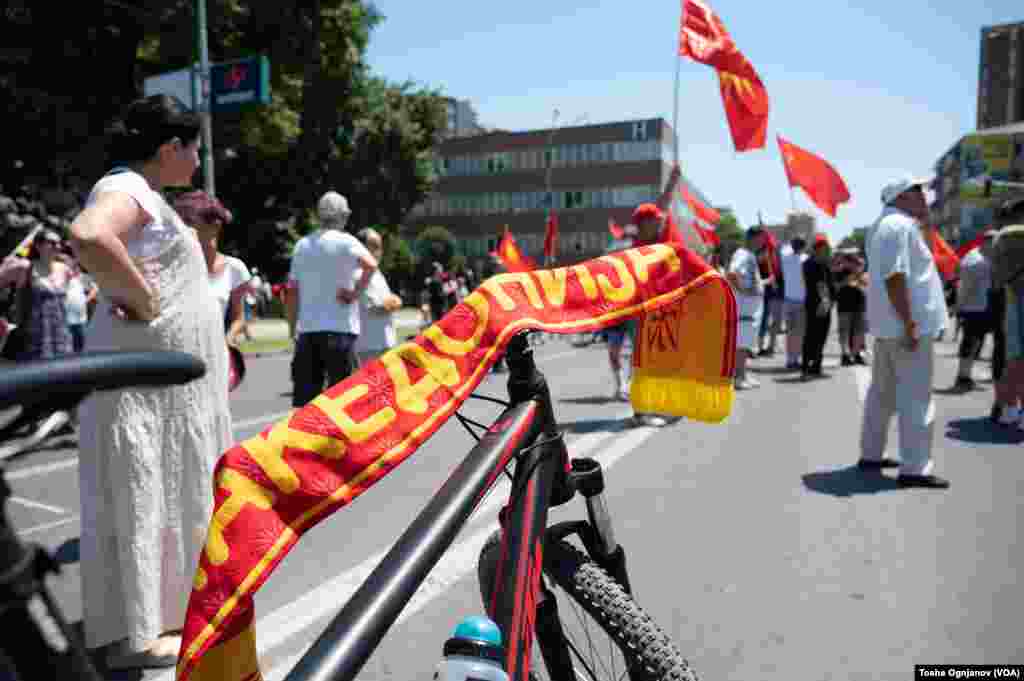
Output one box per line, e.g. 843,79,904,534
1,91,1024,670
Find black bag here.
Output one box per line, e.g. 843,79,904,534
1,270,32,361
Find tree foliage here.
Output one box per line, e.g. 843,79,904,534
837,227,868,253
715,211,745,264
1,0,448,283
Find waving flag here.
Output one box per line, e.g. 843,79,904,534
177,244,738,681
679,185,721,226
678,0,769,151
608,218,625,241
955,232,988,259
777,136,851,217
927,226,959,282
495,228,536,273
693,220,721,247
543,212,559,259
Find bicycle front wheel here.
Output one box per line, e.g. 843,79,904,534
478,530,698,681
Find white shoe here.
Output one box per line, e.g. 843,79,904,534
734,378,758,391
643,415,669,427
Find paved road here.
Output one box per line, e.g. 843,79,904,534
3,333,1022,680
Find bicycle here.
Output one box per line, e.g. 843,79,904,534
0,350,207,680
0,335,698,681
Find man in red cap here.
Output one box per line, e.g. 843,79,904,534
603,165,681,426
801,233,836,378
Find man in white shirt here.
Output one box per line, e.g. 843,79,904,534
859,177,950,489
953,231,998,391
286,191,378,408
778,236,808,370
728,226,770,390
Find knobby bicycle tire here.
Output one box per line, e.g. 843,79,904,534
478,530,698,681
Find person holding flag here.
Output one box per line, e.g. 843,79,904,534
603,166,682,419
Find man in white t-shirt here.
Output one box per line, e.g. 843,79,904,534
859,176,950,489
286,191,378,408
953,231,997,391
778,236,808,369
728,226,770,390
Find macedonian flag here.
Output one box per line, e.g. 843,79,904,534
495,228,537,273
678,0,769,151
176,243,736,681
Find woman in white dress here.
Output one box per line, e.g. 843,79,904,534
69,95,233,670
354,228,402,366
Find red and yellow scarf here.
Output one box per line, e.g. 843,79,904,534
177,242,736,680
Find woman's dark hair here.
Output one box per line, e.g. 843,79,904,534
106,95,200,165
173,191,233,227
27,229,62,261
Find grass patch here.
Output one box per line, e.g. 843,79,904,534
239,338,294,355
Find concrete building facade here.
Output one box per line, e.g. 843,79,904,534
406,117,715,268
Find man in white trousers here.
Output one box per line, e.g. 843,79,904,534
858,177,950,489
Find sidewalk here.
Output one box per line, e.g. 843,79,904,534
243,308,426,354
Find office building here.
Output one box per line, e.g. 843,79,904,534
406,117,715,268
978,22,1024,130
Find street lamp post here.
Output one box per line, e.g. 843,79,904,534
193,0,215,196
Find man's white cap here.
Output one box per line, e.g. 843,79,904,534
318,191,351,222
881,176,932,206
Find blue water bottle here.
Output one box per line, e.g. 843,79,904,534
433,616,508,681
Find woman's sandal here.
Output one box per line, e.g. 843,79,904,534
105,635,182,670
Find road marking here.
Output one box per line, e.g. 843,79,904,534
853,365,871,403
10,496,67,514
167,412,656,681
20,515,79,536
233,410,293,431
6,409,297,482
6,458,79,481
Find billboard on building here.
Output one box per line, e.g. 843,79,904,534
957,132,1024,239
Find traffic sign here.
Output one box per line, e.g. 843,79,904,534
210,55,270,112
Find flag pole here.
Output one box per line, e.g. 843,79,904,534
672,54,681,165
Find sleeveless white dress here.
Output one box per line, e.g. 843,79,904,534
77,170,233,650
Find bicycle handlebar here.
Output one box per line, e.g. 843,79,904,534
0,351,206,410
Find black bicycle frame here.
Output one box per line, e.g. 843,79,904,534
287,333,569,681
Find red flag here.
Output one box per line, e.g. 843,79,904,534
693,220,720,247
927,227,959,282
543,212,559,259
661,209,686,244
679,185,721,225
679,0,769,151
777,135,851,218
955,232,988,259
495,228,537,273
608,218,625,240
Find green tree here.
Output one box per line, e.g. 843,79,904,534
716,211,745,264
837,227,869,252
415,225,457,270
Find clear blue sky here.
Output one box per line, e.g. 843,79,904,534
366,1,1022,243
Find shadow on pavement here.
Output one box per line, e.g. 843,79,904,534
559,396,617,406
773,375,833,384
558,417,629,435
933,385,979,396
748,366,797,375
802,466,903,497
55,537,80,566
946,417,1024,445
